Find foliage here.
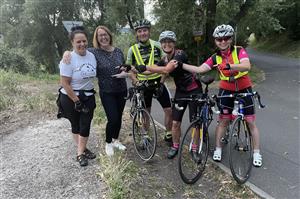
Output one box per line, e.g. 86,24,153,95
0,45,40,73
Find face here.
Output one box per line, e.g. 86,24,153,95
161,39,175,54
214,36,232,50
97,28,111,48
136,27,150,43
72,33,88,56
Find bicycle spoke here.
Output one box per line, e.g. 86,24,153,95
229,117,253,184
178,121,209,184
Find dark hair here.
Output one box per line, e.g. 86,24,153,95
69,26,87,41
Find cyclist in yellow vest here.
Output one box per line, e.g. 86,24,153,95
167,24,262,167
126,19,173,143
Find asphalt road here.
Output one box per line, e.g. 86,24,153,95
144,49,300,199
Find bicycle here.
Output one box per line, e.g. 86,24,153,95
126,81,157,161
173,75,217,184
213,91,265,184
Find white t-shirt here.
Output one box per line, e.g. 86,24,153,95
59,51,97,96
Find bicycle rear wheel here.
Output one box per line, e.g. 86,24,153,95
178,120,209,184
132,109,157,161
229,116,253,184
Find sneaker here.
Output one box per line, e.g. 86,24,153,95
167,147,178,159
83,148,96,159
113,140,127,151
77,154,88,167
105,143,114,156
213,149,222,162
253,153,262,167
164,131,172,143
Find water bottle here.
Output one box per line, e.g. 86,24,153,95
232,100,239,115
239,102,244,114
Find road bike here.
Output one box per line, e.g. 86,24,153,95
126,81,157,161
173,76,217,184
214,91,265,184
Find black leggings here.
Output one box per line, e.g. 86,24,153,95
60,93,96,137
100,91,127,143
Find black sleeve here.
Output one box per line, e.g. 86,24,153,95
173,50,188,64
156,59,166,67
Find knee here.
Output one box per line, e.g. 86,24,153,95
218,119,230,128
172,121,181,130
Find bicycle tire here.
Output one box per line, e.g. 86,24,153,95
229,116,253,184
132,108,157,161
178,119,209,184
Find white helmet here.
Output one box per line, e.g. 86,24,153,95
159,31,177,42
213,24,234,38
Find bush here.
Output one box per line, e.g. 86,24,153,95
0,45,40,73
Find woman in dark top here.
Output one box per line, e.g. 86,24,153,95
63,26,127,156
133,31,202,159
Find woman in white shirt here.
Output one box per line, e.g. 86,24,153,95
59,26,97,167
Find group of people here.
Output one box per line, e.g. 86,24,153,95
58,19,262,168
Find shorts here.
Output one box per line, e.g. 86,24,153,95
172,88,202,122
144,82,171,109
218,87,255,121
59,93,96,137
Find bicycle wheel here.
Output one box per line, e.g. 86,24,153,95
178,120,209,184
229,116,253,184
132,108,157,161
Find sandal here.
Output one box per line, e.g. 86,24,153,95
83,148,96,159
213,150,222,162
77,154,88,167
253,153,262,167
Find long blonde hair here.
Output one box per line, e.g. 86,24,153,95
92,25,113,48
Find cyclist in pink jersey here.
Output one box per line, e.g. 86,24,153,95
167,24,262,167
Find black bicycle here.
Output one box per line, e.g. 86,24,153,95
214,92,265,184
126,81,157,161
173,76,217,184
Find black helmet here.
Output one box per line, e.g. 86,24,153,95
133,19,151,30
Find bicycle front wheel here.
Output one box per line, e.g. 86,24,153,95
132,108,157,161
178,120,209,184
229,116,253,184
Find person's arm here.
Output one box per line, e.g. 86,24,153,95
60,76,79,102
146,61,176,74
182,62,211,74
226,59,251,71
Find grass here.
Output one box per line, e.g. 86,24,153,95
249,33,300,58
0,69,59,113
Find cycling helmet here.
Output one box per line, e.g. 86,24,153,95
212,24,234,38
133,19,151,30
159,31,177,42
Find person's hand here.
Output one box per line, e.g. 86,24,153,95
134,65,147,73
224,63,231,70
119,64,132,72
154,83,164,98
62,51,71,64
74,100,83,112
111,71,130,78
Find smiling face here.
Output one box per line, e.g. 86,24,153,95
214,36,233,51
136,27,150,43
71,33,88,56
97,28,111,48
161,39,175,54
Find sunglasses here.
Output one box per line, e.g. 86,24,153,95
215,36,232,42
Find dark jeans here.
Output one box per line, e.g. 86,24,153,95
100,91,127,143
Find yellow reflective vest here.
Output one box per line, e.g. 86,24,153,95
131,39,161,80
214,46,248,81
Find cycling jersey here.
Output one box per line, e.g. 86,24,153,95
203,46,252,91
157,49,202,92
126,39,163,80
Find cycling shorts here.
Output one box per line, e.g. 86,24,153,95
172,88,202,122
144,83,171,109
218,87,255,121
59,93,96,137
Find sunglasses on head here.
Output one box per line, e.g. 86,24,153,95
215,36,232,42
